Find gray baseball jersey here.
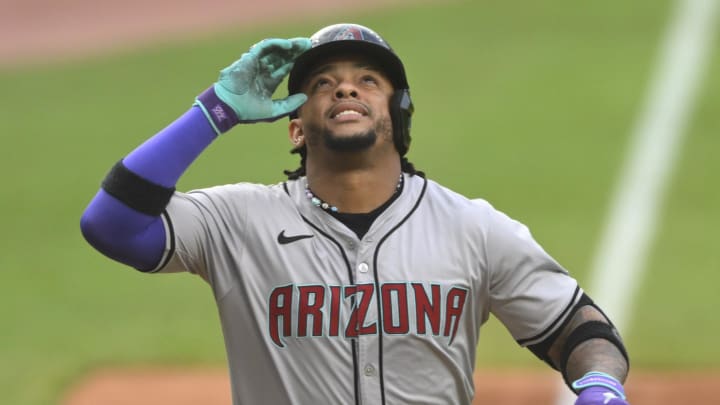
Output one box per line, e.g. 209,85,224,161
153,173,581,405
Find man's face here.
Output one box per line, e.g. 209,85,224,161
293,55,395,153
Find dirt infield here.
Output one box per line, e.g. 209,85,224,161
8,1,716,404
0,0,420,66
61,367,720,405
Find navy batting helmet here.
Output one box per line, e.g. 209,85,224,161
288,23,414,156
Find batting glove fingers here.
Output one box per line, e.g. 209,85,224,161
215,37,311,123
195,37,311,133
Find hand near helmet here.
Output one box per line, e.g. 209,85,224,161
195,37,311,134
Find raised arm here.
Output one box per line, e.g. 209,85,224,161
80,38,311,271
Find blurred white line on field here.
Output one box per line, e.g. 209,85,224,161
555,0,719,404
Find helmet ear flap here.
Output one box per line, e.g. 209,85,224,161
390,89,413,156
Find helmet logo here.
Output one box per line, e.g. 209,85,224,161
333,26,364,41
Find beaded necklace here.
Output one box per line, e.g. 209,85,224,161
305,174,404,213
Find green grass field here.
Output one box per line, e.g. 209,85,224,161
1,0,718,403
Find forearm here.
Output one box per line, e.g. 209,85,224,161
548,304,628,383
545,303,630,404
81,106,218,269
565,337,628,383
122,105,218,186
548,305,628,381
81,37,311,270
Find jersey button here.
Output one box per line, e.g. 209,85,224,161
358,262,369,273
364,364,376,376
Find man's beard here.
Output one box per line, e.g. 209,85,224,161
307,117,392,152
323,128,377,152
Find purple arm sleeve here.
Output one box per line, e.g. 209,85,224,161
80,106,218,270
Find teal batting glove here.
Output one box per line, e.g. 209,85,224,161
195,37,311,134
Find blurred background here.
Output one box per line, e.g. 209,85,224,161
1,0,718,404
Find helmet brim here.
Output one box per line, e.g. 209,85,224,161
288,40,409,95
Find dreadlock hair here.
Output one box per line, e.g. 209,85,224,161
283,145,425,180
283,145,307,180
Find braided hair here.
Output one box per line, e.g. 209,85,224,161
283,145,425,180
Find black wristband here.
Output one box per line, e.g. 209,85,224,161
101,160,175,216
195,86,240,134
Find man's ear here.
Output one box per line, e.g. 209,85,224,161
288,119,305,147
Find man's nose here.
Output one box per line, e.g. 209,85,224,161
335,82,359,99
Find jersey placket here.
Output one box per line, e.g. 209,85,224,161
351,236,383,405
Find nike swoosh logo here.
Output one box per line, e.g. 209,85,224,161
277,230,314,245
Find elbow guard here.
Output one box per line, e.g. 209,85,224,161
527,293,629,390
560,320,629,391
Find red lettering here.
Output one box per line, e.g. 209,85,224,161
268,285,293,347
267,282,470,348
345,284,377,337
382,283,409,334
328,286,342,337
297,285,325,337
412,283,441,335
344,286,359,338
443,287,468,345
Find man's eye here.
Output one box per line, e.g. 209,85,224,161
314,79,331,89
362,76,378,85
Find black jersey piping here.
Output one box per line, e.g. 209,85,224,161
371,176,428,405
516,285,581,346
284,182,360,405
301,216,359,405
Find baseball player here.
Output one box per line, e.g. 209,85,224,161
81,23,631,405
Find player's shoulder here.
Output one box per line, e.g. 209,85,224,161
422,178,497,217
174,181,289,209
185,181,284,197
